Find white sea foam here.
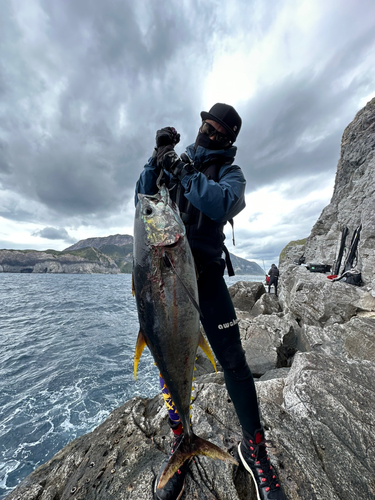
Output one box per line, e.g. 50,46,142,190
0,273,255,499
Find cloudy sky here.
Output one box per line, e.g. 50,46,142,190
1,0,374,268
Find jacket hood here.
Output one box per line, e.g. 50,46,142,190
186,143,237,165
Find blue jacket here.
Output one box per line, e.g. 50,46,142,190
135,143,246,223
135,143,246,273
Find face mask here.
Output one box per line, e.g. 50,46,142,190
194,121,231,150
196,132,231,151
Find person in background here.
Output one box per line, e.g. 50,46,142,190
268,264,280,296
135,103,286,500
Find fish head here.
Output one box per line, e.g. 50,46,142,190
136,185,185,247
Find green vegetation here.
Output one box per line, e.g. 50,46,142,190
63,247,103,261
279,238,307,262
120,262,133,273
2,249,38,253
44,249,63,256
98,244,133,260
93,244,133,272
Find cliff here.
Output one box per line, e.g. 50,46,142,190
0,248,119,274
0,236,262,275
228,253,264,275
65,235,264,276
281,97,375,295
64,234,134,252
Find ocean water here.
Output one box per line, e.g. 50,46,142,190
0,273,262,498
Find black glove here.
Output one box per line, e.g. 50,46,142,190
157,148,194,181
155,127,180,148
156,145,177,170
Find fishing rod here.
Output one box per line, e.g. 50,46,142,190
332,227,348,276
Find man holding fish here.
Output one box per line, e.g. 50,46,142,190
134,103,286,500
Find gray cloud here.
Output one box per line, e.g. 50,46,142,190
0,0,216,223
237,29,375,192
233,196,325,266
32,227,76,244
0,0,375,261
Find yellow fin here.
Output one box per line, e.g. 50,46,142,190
132,273,135,297
134,330,147,380
198,332,217,372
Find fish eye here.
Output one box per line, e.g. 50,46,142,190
144,207,153,216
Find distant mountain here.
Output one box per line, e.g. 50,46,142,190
229,253,264,275
64,234,133,273
0,234,263,275
64,234,264,275
65,234,133,251
0,248,119,274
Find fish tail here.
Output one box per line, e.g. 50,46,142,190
157,433,238,489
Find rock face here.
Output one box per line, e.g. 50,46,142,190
7,100,375,499
0,249,119,274
7,348,375,500
64,234,134,251
227,254,264,275
229,281,265,311
300,97,375,295
1,235,263,275
280,266,375,327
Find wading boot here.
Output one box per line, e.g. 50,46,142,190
238,428,286,500
154,421,190,500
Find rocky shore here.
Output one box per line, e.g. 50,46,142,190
0,249,119,274
6,99,375,499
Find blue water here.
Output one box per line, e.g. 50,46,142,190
0,273,261,498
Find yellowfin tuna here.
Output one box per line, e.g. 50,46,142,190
132,185,237,489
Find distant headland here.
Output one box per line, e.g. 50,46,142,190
0,234,264,275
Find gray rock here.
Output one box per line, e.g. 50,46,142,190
239,314,299,376
9,351,375,500
258,368,291,381
299,98,375,295
65,234,134,251
280,265,375,327
6,384,246,500
251,292,282,316
280,352,375,500
279,239,307,267
228,281,265,312
298,316,375,362
0,249,119,274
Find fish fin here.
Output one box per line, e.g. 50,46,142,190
132,273,135,297
134,330,147,380
158,433,237,489
163,254,203,319
198,332,217,372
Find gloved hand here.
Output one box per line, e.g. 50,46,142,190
156,145,178,171
155,127,180,148
157,147,194,181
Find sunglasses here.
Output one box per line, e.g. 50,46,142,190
200,121,231,146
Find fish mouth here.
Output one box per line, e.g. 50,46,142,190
153,234,183,248
164,238,181,248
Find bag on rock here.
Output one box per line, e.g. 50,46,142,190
307,263,331,273
342,272,362,286
333,270,363,286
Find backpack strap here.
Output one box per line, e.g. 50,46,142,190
222,244,235,276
